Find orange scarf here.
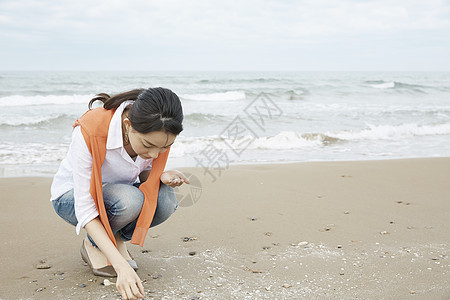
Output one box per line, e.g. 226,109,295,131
73,107,170,247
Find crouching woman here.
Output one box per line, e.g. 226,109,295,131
50,87,189,299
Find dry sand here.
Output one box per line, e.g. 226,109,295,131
0,158,449,299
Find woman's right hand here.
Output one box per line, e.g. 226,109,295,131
115,263,145,299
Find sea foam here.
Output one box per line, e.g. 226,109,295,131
329,123,450,140
179,91,246,101
0,94,90,106
169,123,450,157
0,114,71,127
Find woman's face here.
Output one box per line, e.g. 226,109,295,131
124,119,176,160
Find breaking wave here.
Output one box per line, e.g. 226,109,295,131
179,91,246,101
169,123,450,157
365,80,428,92
0,94,91,107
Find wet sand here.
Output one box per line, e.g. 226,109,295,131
0,158,449,299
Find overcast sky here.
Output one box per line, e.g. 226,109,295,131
1,0,449,71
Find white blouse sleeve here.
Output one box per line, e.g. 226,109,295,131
71,126,99,234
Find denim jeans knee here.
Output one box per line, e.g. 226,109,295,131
118,183,178,241
150,183,178,227
102,183,144,232
52,189,78,226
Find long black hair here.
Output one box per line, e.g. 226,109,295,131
89,87,183,135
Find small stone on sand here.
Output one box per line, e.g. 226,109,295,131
103,279,114,286
189,251,196,256
36,264,52,269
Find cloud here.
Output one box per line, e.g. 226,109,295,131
2,0,449,41
0,0,449,70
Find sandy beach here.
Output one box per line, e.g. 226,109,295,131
0,158,449,299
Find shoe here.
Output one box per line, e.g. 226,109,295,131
80,238,117,277
115,234,138,271
127,250,138,271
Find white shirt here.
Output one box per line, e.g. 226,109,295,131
50,101,153,234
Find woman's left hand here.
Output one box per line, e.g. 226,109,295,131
160,170,190,187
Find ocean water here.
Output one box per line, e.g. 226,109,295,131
1,71,449,177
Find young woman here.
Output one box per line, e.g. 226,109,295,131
50,87,189,299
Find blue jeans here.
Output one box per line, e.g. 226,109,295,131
52,182,178,245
